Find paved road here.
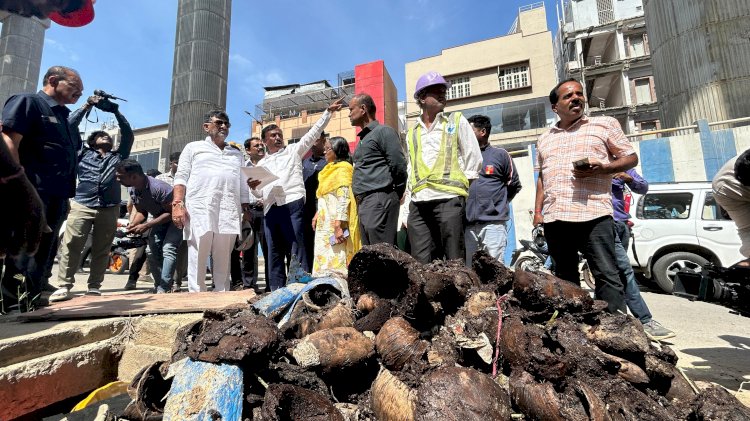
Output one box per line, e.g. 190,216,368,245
639,282,750,391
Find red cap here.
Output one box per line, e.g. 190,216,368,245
49,0,95,27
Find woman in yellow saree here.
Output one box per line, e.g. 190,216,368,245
312,136,361,275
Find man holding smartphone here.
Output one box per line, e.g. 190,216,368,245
533,79,638,314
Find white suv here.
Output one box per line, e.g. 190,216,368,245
628,182,743,293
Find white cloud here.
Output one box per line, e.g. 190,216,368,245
404,13,445,32
228,52,286,95
44,38,80,62
229,53,252,69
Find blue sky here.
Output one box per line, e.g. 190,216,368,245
37,0,560,138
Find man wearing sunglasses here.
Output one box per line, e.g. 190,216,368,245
172,111,251,292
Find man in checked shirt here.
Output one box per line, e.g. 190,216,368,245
533,79,638,314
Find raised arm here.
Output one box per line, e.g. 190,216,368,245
293,98,344,158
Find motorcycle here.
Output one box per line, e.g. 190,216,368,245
510,225,595,290
108,223,148,274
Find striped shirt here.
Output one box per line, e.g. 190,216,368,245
536,115,635,223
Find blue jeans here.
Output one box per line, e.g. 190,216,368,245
465,221,508,266
147,222,183,292
614,221,652,323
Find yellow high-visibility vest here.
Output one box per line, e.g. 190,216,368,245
407,112,469,197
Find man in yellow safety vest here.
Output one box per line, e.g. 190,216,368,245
405,71,483,264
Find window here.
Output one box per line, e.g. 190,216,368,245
289,126,310,144
629,34,646,57
637,193,692,220
702,192,732,221
498,64,530,91
634,78,653,104
461,96,555,135
596,0,615,25
637,120,659,139
447,77,471,99
130,150,160,173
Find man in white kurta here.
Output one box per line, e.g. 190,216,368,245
248,98,343,290
172,110,250,292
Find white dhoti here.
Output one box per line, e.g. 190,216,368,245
174,137,250,293
187,232,236,292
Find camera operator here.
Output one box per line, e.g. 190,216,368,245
50,94,134,302
116,159,181,294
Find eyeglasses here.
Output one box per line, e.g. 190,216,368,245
210,119,231,128
60,79,83,91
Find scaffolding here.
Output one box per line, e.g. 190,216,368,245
254,71,356,124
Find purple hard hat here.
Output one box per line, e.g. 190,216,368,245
413,71,450,99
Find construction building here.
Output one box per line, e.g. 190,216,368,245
404,3,557,152
643,0,750,129
250,60,399,150
555,0,660,135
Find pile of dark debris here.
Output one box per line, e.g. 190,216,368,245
120,244,750,421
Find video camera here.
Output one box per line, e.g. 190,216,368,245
93,90,127,101
113,230,147,250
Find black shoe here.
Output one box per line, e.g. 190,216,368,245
124,281,137,290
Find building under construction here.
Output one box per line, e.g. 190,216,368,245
555,0,661,135
251,60,399,149
644,0,750,129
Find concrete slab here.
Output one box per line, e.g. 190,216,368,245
118,344,172,384
0,317,127,367
0,339,120,420
18,289,256,321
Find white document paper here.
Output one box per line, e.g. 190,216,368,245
241,166,279,190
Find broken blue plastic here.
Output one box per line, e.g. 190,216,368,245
163,359,243,421
252,274,350,329
277,277,349,328
253,282,307,318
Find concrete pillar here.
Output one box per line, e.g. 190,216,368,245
0,12,49,107
615,29,626,60
166,0,232,156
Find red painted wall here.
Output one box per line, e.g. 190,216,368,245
353,60,398,151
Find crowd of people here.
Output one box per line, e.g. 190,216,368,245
4,65,750,342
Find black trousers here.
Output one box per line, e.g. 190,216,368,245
5,196,69,300
407,196,465,264
357,190,400,246
545,215,625,314
264,198,306,291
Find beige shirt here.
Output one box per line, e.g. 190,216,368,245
536,115,635,223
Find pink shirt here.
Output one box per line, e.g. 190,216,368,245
536,116,635,223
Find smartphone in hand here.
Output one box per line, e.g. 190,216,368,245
573,158,591,170
329,228,350,246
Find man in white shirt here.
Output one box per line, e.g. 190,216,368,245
172,110,251,292
406,71,483,264
248,98,343,290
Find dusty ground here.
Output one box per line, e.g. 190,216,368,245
638,282,750,392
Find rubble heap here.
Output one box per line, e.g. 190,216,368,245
120,244,750,420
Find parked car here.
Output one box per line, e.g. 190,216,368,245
628,182,744,293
